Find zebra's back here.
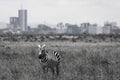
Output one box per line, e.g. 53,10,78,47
45,49,60,62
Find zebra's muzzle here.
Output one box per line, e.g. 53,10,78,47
39,53,46,59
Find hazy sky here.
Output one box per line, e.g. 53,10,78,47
0,0,120,25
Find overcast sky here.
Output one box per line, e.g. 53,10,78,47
0,0,120,26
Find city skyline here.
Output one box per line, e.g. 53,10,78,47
0,0,120,26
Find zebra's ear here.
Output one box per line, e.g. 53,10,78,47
38,45,41,48
42,44,46,49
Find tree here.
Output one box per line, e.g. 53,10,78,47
57,22,64,34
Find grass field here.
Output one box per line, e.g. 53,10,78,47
0,41,120,80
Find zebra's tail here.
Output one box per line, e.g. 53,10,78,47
53,51,60,61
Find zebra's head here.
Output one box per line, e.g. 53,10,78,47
38,44,47,59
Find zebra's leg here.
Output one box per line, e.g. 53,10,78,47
56,65,59,75
50,67,55,75
45,67,49,73
42,66,46,74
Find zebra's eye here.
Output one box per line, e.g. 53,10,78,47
38,48,42,51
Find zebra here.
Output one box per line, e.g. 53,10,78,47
38,44,60,75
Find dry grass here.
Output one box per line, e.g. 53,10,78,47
0,41,120,80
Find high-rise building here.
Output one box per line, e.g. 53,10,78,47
8,17,20,33
81,23,90,28
18,9,27,31
103,21,119,34
102,26,111,34
10,17,19,25
88,24,102,34
80,23,91,33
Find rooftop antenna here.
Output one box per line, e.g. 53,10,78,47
44,21,46,25
21,4,23,10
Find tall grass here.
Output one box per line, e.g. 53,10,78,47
0,42,120,80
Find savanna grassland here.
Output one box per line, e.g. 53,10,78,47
0,41,120,80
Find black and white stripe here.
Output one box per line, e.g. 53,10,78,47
53,51,60,61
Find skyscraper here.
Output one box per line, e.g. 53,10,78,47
10,17,19,25
18,9,27,31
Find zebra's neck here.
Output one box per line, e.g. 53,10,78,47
41,56,48,63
